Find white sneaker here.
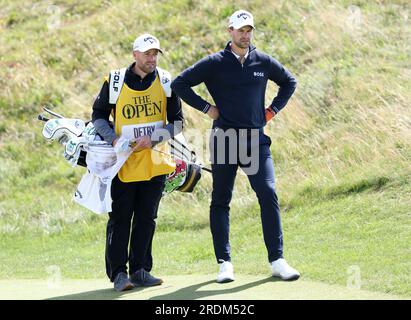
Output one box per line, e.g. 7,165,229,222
271,258,300,281
216,261,235,283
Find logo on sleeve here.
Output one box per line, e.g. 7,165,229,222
254,72,264,77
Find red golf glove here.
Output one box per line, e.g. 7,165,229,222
265,107,276,123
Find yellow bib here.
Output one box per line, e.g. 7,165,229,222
114,73,175,182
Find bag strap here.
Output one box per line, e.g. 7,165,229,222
156,67,172,98
108,67,172,104
108,68,126,104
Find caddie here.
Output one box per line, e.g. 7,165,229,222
92,33,184,292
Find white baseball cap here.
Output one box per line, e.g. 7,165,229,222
228,10,255,30
132,33,163,53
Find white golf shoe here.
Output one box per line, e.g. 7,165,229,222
216,260,235,283
271,258,300,281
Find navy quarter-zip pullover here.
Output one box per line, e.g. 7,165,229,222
171,42,297,129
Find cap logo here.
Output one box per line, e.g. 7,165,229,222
237,12,251,20
144,37,156,44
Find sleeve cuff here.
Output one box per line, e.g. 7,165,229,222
202,103,211,114
106,133,117,146
270,105,280,114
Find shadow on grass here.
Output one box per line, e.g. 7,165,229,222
47,285,148,300
291,176,392,206
46,276,281,300
149,276,281,300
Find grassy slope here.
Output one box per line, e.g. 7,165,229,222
0,0,410,296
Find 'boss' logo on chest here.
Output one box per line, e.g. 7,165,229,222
254,72,264,77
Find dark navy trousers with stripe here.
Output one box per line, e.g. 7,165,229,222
105,174,166,282
209,128,283,264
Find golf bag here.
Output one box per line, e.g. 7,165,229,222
38,108,205,197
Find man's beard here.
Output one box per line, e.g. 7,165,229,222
138,62,156,74
234,39,250,49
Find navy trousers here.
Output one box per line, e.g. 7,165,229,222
210,128,283,263
105,174,166,282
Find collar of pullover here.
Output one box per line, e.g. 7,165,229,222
127,62,156,83
224,41,256,58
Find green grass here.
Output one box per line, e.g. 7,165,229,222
0,165,409,295
0,0,410,298
1,276,406,300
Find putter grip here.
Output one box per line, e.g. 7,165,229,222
38,114,49,122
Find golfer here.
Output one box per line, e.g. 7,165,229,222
92,33,183,291
171,10,300,282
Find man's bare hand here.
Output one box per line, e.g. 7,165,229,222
133,135,152,152
207,105,220,120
